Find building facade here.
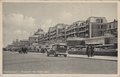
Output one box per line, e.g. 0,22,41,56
16,16,117,48
33,17,117,47
29,28,45,45
66,17,117,46
57,24,69,43
86,16,108,38
66,17,107,39
47,23,69,44
7,16,117,51
19,40,29,47
66,21,84,38
29,35,39,45
105,19,117,37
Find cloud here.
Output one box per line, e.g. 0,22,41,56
58,11,73,24
3,13,37,47
39,12,73,33
3,13,36,31
41,19,56,32
61,12,73,20
14,30,27,35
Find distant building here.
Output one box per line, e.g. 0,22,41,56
12,39,19,46
6,44,15,51
19,39,29,47
29,28,45,45
29,35,39,45
34,28,44,35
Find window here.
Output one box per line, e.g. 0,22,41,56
98,25,100,29
105,38,110,44
76,23,78,26
98,25,104,29
96,19,100,23
101,19,103,23
109,25,111,28
101,25,103,29
99,31,103,35
96,19,103,23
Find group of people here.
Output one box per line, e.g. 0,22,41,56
18,46,28,54
86,45,94,57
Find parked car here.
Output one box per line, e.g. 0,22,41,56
46,43,68,57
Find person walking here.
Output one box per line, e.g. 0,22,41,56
91,45,94,57
24,46,28,54
21,46,24,54
86,45,91,57
18,47,22,54
22,46,28,54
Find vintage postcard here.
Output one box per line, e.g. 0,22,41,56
0,0,119,77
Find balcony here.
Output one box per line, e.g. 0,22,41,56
78,28,88,33
66,31,77,36
78,25,87,28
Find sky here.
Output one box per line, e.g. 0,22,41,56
3,2,117,47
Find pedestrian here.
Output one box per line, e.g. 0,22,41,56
18,47,22,54
22,46,24,54
86,45,91,57
24,46,28,54
91,45,94,57
22,46,27,54
41,48,45,54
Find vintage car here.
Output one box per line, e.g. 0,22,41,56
46,43,67,57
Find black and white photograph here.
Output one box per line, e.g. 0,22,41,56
1,0,119,75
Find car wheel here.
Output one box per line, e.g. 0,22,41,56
56,54,58,57
54,53,58,57
64,55,67,57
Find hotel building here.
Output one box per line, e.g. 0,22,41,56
37,16,117,47
66,17,108,46
47,23,69,44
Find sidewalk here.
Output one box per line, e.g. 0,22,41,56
68,54,117,61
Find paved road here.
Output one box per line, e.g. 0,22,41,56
3,51,117,74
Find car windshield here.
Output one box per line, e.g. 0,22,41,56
58,45,67,49
47,48,51,50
